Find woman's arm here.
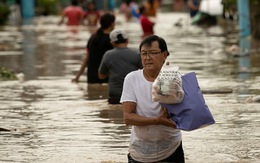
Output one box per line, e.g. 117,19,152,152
71,49,89,83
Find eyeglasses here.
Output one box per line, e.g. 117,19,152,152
140,51,162,58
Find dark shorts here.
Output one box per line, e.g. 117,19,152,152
108,97,121,104
127,142,185,163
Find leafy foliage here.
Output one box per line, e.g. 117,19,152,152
0,67,17,81
0,3,11,25
36,0,60,15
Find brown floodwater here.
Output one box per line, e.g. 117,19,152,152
0,12,259,163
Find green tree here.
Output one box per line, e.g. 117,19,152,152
0,3,11,25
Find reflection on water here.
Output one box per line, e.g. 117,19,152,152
22,19,37,80
238,37,251,81
0,13,260,163
86,84,109,100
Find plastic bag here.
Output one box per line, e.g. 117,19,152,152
152,65,184,104
161,72,215,131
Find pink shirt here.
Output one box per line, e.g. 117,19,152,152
63,6,84,26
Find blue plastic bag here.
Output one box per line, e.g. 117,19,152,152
161,72,215,131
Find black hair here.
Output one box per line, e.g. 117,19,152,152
71,0,78,6
86,1,96,11
138,5,146,15
148,0,155,9
100,13,115,29
114,34,127,44
94,13,115,44
139,35,170,56
125,0,133,6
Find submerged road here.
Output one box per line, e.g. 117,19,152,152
0,12,259,163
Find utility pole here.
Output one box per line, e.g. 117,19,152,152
237,0,251,80
21,0,34,18
237,0,251,37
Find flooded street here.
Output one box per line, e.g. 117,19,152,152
0,12,260,163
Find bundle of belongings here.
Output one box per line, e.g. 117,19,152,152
152,65,184,104
152,63,215,131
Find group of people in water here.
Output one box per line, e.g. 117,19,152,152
59,1,201,162
58,0,101,26
59,0,162,104
58,0,160,36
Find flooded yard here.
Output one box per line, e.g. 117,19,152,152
0,12,260,163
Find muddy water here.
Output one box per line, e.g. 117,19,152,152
0,13,259,163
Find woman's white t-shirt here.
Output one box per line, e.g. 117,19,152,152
120,69,182,163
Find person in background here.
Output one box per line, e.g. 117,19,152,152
120,0,133,22
139,5,155,39
84,1,100,26
98,29,143,104
72,13,115,83
143,0,160,17
58,0,85,26
130,0,140,20
174,0,187,12
120,0,139,22
8,0,22,26
78,0,88,11
187,0,201,17
120,35,185,163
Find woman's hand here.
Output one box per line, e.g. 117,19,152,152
71,78,79,83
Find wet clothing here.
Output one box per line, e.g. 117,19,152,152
140,15,154,38
86,33,113,83
120,69,182,162
62,6,84,26
127,142,185,163
84,11,100,26
99,47,143,104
